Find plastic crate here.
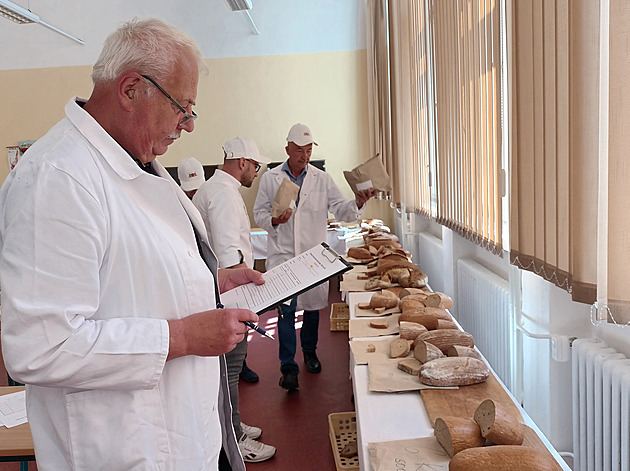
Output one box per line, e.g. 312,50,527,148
330,303,350,331
328,412,359,471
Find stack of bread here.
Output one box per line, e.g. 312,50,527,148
365,286,491,388
366,288,558,470
346,227,561,470
347,227,430,291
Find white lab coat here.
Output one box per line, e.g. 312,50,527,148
253,163,363,310
193,170,254,269
0,99,243,471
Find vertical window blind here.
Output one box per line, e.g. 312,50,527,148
367,0,504,251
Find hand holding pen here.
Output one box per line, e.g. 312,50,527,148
243,320,274,340
217,302,274,340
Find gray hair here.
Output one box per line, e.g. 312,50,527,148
91,18,207,84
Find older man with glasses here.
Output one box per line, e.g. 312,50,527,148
0,18,262,471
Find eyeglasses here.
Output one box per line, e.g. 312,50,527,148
141,74,197,126
246,159,261,172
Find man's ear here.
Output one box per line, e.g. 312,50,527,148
119,75,142,111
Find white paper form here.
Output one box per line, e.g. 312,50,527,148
221,243,352,314
0,390,28,428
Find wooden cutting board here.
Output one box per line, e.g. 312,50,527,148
420,372,522,426
420,372,563,470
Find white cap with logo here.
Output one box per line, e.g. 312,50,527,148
286,123,318,146
223,137,272,165
177,157,205,191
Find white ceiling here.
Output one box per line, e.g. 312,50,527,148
0,0,366,71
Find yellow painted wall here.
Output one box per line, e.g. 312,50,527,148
0,49,394,228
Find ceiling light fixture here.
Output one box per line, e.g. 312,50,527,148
222,0,259,35
223,0,252,11
0,0,84,45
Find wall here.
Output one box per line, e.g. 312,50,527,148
0,0,389,227
400,212,630,467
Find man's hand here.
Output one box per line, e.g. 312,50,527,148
167,308,258,360
356,188,378,209
218,267,265,293
271,209,293,226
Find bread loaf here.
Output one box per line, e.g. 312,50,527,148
423,306,452,320
419,357,489,386
390,338,411,358
448,445,560,471
413,338,445,363
434,416,485,457
447,345,483,361
399,311,439,330
400,295,428,311
399,321,428,340
474,399,524,445
358,291,398,310
436,318,459,330
347,247,372,260
418,329,474,353
397,358,422,375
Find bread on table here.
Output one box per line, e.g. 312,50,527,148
448,445,560,471
474,399,524,446
434,416,485,457
419,357,490,387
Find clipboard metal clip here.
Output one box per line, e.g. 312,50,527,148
321,244,342,263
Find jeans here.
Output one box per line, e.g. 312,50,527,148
225,336,248,439
278,297,319,374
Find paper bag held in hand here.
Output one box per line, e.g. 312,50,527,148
271,178,300,218
344,154,393,194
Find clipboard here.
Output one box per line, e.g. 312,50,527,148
221,242,353,314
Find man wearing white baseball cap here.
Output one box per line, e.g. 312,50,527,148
177,156,206,199
193,137,276,463
254,123,377,391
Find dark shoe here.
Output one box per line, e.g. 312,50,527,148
239,361,259,383
279,371,299,391
303,351,321,374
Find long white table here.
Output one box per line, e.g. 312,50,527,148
346,291,571,471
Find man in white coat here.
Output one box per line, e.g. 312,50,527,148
254,123,376,390
193,137,276,463
0,19,261,471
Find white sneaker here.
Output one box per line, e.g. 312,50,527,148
241,422,262,440
238,435,276,463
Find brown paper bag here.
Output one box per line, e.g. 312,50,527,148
271,178,300,218
344,154,393,194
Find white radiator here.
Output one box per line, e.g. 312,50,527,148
572,338,630,471
455,258,514,391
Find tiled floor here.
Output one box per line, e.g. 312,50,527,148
0,279,353,470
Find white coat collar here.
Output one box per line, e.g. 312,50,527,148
65,97,155,181
211,169,242,191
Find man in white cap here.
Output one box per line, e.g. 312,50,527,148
254,124,377,391
178,156,205,199
193,137,276,463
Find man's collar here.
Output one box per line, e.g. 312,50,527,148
281,160,308,179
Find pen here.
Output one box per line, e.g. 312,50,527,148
216,302,274,340
244,320,275,340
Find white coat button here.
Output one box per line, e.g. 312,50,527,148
188,250,194,257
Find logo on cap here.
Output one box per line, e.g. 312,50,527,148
189,172,198,178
